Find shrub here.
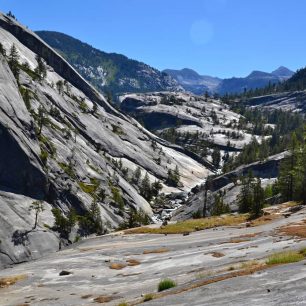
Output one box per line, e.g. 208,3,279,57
157,278,176,292
59,162,76,179
143,293,154,302
39,149,48,166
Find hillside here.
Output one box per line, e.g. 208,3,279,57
36,31,183,97
0,13,209,267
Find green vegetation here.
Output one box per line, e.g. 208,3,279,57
266,250,305,265
29,200,44,229
39,149,49,166
143,293,154,302
125,214,247,235
79,178,100,196
223,109,305,172
19,86,32,110
166,165,180,187
8,44,20,81
119,209,150,229
157,279,177,292
111,186,125,210
111,124,124,135
59,162,77,179
210,193,230,216
52,202,103,238
34,55,47,80
51,208,77,239
238,172,265,218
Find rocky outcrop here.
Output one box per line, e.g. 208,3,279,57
0,191,58,269
0,13,210,267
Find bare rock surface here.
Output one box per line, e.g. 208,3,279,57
0,204,306,305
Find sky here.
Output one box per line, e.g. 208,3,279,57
0,0,305,78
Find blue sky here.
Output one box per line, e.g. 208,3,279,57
1,0,305,78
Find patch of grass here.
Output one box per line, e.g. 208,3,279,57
125,214,248,235
0,274,27,288
143,293,154,302
78,178,100,196
143,248,169,254
117,303,129,306
109,263,127,270
158,279,177,292
266,251,304,265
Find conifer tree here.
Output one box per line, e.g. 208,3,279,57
278,132,299,201
238,171,254,213
8,44,20,81
251,178,264,217
132,166,142,185
211,193,230,216
34,55,47,80
140,172,152,201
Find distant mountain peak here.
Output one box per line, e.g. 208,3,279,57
271,66,294,78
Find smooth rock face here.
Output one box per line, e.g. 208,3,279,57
0,13,210,267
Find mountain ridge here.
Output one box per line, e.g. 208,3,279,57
164,66,294,95
36,30,183,97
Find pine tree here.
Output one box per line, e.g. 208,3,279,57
56,80,64,94
8,44,20,81
34,55,47,80
278,132,299,201
29,200,44,229
251,178,264,217
212,148,221,168
140,172,152,201
132,166,142,185
211,193,230,216
238,171,254,213
89,200,103,234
